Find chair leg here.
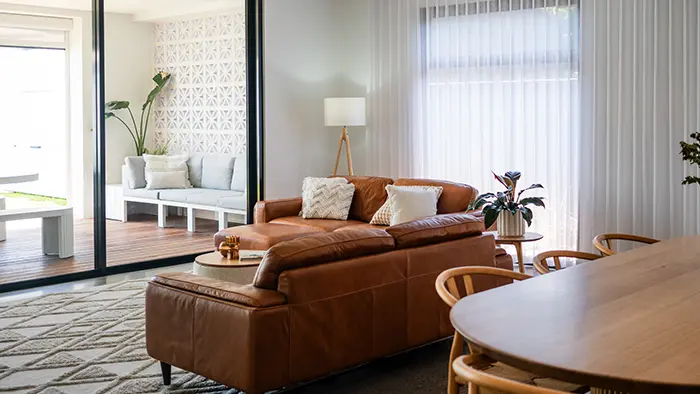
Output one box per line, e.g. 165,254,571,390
448,333,464,394
160,361,171,385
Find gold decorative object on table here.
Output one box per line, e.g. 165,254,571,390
218,235,240,260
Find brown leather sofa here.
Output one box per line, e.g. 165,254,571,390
214,176,497,252
146,214,513,394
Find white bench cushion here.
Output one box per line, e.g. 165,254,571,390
124,188,160,199
187,191,242,206
159,189,205,203
217,195,246,210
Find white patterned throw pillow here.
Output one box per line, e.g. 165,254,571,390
144,154,192,190
370,185,443,225
301,177,356,220
300,177,349,216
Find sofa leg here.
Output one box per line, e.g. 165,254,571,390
160,361,171,385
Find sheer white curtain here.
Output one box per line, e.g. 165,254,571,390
368,0,581,252
579,0,700,248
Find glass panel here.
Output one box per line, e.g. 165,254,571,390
105,1,247,267
0,42,94,285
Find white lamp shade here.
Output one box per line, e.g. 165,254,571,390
324,97,366,127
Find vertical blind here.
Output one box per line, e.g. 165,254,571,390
579,0,700,248
368,0,581,253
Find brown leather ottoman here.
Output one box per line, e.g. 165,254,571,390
214,223,323,250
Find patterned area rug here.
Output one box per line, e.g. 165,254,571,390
0,280,239,394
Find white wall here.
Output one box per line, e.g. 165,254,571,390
263,0,369,199
104,14,154,185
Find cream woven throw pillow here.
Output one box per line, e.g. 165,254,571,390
301,177,356,220
370,185,443,225
144,154,192,190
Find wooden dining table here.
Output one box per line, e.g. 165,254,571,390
450,236,700,394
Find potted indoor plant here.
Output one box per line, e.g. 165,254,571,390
680,132,700,186
104,71,171,156
469,171,545,236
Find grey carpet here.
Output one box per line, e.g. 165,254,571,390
0,279,453,394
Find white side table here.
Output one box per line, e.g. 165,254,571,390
106,184,125,221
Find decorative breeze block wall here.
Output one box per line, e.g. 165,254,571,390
153,11,246,155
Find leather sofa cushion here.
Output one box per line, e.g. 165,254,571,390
254,229,395,290
214,223,322,250
394,178,477,214
334,223,388,232
338,176,394,222
152,272,287,307
386,213,483,249
270,216,365,232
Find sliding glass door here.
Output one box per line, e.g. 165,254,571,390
0,0,263,292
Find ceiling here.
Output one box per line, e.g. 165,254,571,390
0,0,243,21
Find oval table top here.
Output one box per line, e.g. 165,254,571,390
451,236,700,393
194,251,262,268
0,172,38,185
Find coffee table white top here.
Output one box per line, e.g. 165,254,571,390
0,170,38,185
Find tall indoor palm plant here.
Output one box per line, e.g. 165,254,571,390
105,71,171,156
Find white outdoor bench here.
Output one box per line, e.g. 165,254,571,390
0,206,74,258
122,154,247,232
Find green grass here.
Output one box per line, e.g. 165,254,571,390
1,192,67,206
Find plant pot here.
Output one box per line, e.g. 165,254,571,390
497,211,525,237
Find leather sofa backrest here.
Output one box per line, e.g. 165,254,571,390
254,229,395,290
394,178,478,214
386,213,483,249
337,176,394,222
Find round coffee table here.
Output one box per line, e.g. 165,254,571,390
193,251,263,284
486,231,543,273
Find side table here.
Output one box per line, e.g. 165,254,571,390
486,231,543,273
193,251,264,284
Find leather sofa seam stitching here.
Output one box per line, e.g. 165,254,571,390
391,222,481,241
155,276,263,307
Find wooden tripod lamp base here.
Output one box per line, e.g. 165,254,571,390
333,126,354,176
325,97,366,177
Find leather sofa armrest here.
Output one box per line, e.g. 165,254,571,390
152,272,287,308
254,197,303,224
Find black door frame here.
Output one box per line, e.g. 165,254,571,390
0,0,265,293
246,0,265,221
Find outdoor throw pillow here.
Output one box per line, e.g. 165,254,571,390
144,154,192,190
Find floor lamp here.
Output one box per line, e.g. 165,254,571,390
324,97,366,176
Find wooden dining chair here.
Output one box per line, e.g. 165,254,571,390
435,267,586,394
592,233,659,256
533,250,601,275
453,355,571,394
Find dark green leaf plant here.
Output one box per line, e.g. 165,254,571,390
468,171,545,230
680,132,700,186
104,71,171,156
